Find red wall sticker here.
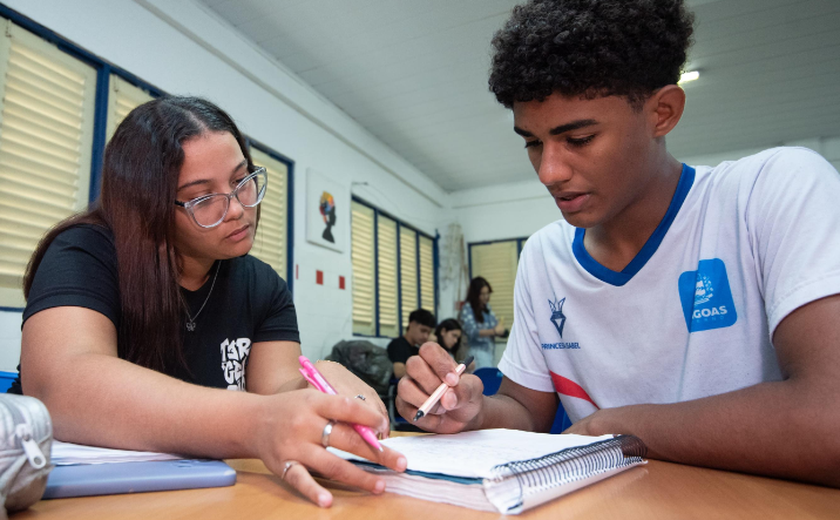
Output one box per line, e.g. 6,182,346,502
339,275,345,290
316,270,324,285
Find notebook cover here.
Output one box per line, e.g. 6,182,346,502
42,459,236,499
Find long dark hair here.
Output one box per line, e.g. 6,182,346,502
24,96,254,375
434,319,462,352
465,276,492,323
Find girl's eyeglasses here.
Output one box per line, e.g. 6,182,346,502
174,167,267,228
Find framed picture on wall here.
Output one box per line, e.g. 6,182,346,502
305,168,347,252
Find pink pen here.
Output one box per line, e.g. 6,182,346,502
298,355,384,452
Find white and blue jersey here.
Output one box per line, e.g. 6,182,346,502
498,147,840,423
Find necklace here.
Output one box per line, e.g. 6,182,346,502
182,261,220,332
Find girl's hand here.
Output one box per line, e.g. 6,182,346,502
313,360,389,423
253,389,406,507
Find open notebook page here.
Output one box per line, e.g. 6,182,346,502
338,429,614,479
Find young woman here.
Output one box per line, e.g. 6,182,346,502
458,277,505,369
433,319,476,372
433,319,463,357
14,97,405,507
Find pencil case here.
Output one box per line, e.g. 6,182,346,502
0,393,53,519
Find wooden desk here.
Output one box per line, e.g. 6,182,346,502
15,454,840,519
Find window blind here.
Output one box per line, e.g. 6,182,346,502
105,74,153,143
249,147,288,280
376,215,399,338
470,241,519,334
351,201,375,335
399,226,418,330
419,234,435,314
0,21,97,306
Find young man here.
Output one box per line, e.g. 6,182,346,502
396,0,840,487
387,309,435,378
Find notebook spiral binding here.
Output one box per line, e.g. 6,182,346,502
483,435,647,513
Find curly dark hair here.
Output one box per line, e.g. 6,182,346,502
489,0,695,108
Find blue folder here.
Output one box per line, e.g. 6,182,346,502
43,459,236,499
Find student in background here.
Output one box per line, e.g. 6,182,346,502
13,97,405,507
433,319,462,359
397,0,840,487
433,319,475,372
459,277,506,369
387,309,435,378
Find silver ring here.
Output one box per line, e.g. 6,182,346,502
281,460,299,481
354,394,366,401
321,420,336,448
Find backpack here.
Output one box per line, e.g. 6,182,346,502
325,340,393,398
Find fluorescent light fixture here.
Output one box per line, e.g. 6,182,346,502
679,70,700,84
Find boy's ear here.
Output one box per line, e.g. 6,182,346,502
647,85,686,138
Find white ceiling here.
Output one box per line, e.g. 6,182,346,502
195,0,840,192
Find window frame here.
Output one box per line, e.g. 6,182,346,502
0,5,169,204
245,137,295,292
467,237,529,278
0,4,295,311
351,196,438,338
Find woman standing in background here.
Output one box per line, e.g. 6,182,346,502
459,277,506,369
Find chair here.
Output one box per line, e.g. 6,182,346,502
473,367,503,395
0,371,16,393
549,407,572,433
473,367,571,433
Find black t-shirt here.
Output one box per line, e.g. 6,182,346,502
387,336,418,365
11,224,299,393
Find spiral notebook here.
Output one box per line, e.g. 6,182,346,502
336,429,646,514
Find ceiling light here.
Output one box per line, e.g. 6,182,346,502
678,70,700,84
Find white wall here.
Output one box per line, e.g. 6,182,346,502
0,0,446,370
435,180,561,319
451,180,561,244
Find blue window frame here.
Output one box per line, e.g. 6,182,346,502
246,138,295,291
0,4,295,309
467,237,528,280
352,196,438,338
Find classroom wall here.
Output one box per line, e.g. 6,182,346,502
434,180,559,321
0,0,445,370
